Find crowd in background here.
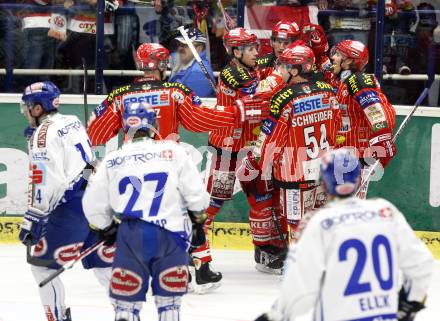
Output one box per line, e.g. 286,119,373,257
0,0,439,105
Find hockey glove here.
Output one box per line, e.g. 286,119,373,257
397,287,425,321
237,153,273,196
91,220,119,246
24,126,36,140
367,132,397,168
19,208,49,246
105,0,119,12
188,210,208,249
235,97,270,123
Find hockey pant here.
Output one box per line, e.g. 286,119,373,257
29,191,113,321
111,220,188,321
278,182,327,242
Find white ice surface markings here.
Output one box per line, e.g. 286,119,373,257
0,245,439,321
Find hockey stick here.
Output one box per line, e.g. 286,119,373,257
271,208,288,252
39,240,105,288
177,26,218,95
82,58,89,125
26,242,57,267
355,45,436,196
217,0,236,31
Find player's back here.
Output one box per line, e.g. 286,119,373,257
312,197,410,321
103,138,208,240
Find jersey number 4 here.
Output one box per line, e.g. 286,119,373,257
118,172,168,218
339,235,393,296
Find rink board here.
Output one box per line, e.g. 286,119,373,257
1,96,440,257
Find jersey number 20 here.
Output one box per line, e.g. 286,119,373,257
118,172,168,218
339,235,393,296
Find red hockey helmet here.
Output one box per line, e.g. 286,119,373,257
278,44,315,73
135,43,170,71
271,21,300,41
223,28,259,54
333,40,369,71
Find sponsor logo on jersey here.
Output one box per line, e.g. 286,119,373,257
159,266,188,293
320,209,393,230
97,245,115,264
357,90,380,109
37,121,52,148
33,237,48,257
220,84,236,97
123,90,170,107
54,242,84,266
58,120,82,137
107,150,174,168
107,85,131,103
348,75,360,94
192,95,202,106
365,103,387,132
239,79,258,95
270,88,294,116
293,94,329,115
111,268,142,296
30,163,46,185
32,151,50,161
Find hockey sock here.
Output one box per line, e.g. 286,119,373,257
155,296,182,321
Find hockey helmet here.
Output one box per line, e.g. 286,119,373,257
21,81,61,113
271,21,300,41
332,40,369,71
223,28,259,55
277,44,315,73
122,102,158,137
136,43,170,71
320,149,361,197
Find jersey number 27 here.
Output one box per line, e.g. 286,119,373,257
118,172,168,218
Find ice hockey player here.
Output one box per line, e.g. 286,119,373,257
87,42,266,292
330,40,396,198
255,148,434,321
239,44,341,274
190,27,285,282
82,102,210,321
256,21,301,79
18,81,113,321
87,42,260,146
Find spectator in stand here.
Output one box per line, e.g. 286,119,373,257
382,0,417,74
169,27,215,97
326,0,371,48
19,0,59,81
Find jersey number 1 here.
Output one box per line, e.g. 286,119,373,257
339,235,393,296
119,172,168,218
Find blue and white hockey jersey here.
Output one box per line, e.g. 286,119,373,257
28,112,94,214
269,197,434,321
82,138,210,245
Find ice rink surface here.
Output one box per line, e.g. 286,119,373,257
0,244,439,321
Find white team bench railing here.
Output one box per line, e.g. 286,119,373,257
1,93,439,118
1,69,440,81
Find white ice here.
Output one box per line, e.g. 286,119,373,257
0,244,439,321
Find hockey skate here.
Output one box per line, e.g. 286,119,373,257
188,259,222,294
254,245,286,275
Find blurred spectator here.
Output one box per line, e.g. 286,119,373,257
169,27,215,97
326,0,371,48
19,0,60,82
382,0,417,74
57,0,119,92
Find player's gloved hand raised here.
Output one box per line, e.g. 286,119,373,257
91,220,119,246
19,208,49,246
367,132,397,168
302,24,329,55
234,97,269,123
24,126,36,140
105,0,119,12
397,287,425,321
188,210,208,249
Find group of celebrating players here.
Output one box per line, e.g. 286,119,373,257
17,19,434,321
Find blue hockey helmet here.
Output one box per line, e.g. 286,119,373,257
122,101,158,136
320,149,361,197
21,81,61,113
